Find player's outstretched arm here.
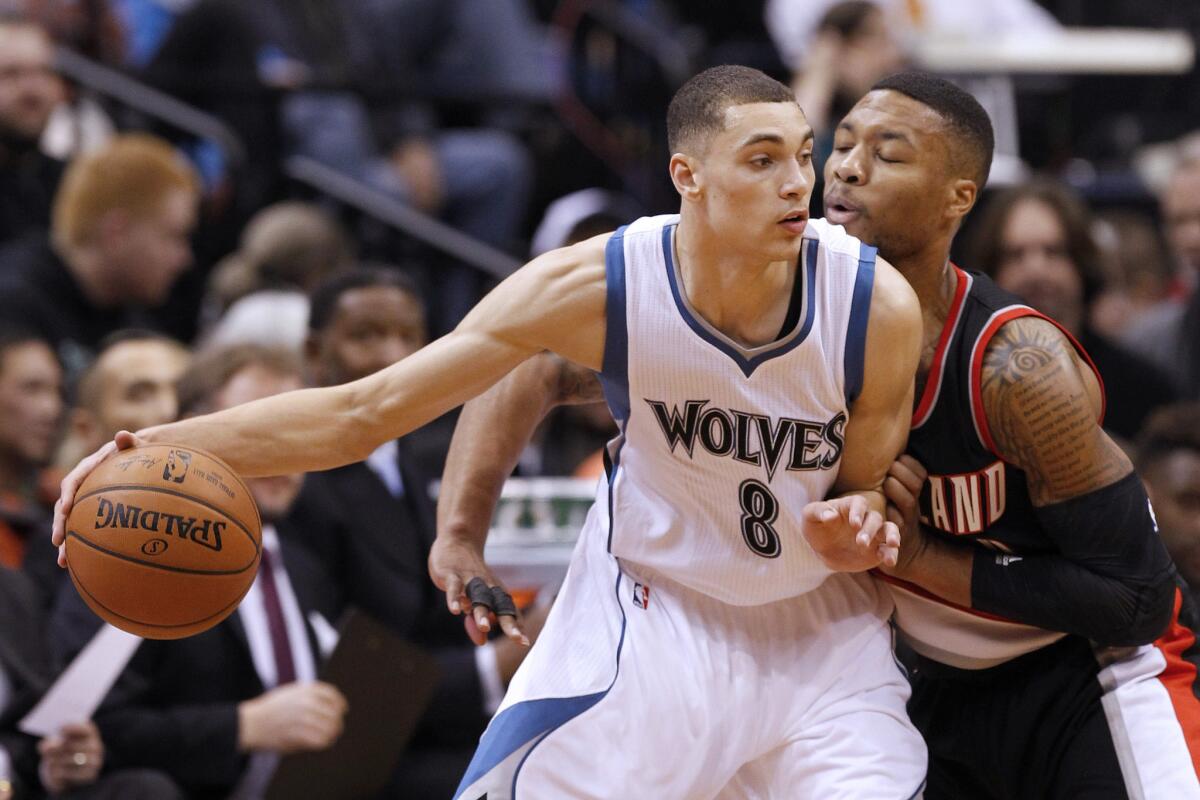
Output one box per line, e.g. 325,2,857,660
888,316,1175,645
431,354,604,644
802,257,921,573
52,237,610,555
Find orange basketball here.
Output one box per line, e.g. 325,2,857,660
64,443,261,639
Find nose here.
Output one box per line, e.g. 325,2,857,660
832,145,866,185
779,158,811,199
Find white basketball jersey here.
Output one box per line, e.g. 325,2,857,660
594,215,877,605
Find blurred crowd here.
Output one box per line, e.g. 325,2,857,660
0,0,1197,798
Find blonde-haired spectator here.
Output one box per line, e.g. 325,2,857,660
0,132,199,378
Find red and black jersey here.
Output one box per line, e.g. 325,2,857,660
883,267,1106,668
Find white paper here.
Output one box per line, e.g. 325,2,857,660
19,625,141,737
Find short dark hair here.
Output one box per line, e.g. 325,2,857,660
968,179,1104,305
871,71,994,187
1136,403,1200,474
176,343,301,417
667,65,796,154
307,266,424,334
817,1,880,39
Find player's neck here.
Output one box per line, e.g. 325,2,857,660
673,220,795,346
889,242,958,325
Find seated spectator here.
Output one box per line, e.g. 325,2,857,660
1123,155,1200,396
51,344,347,800
0,134,199,381
55,330,190,490
0,15,66,247
203,201,354,321
1,563,184,800
301,268,547,798
968,178,1178,440
1136,404,1200,601
1090,209,1172,338
0,327,62,604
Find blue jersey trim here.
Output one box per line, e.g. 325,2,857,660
452,559,629,798
662,224,817,379
510,566,628,797
844,242,876,404
598,226,631,424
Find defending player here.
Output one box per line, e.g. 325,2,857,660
833,75,1200,798
54,66,927,798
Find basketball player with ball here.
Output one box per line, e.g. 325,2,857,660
56,65,929,797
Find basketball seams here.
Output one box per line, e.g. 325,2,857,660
74,483,260,554
68,554,254,637
64,530,260,575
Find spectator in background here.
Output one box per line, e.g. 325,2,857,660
1,564,185,800
0,15,65,247
198,201,355,351
789,2,905,158
300,268,546,798
55,330,190,481
51,344,347,800
1123,156,1200,397
0,134,198,381
0,327,62,605
1090,209,1172,338
968,179,1177,440
1137,404,1200,603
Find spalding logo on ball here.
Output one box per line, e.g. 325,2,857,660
64,444,262,639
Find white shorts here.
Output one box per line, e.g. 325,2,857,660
454,521,927,799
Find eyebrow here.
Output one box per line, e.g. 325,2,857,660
737,128,815,149
835,121,914,147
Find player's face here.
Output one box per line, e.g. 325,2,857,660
824,91,960,262
94,341,190,437
686,102,814,261
214,365,305,521
993,198,1084,332
312,286,427,385
0,341,63,466
1163,164,1200,274
1145,452,1200,588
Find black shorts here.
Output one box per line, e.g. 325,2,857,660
905,605,1200,800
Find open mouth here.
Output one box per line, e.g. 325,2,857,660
778,210,809,233
824,199,861,224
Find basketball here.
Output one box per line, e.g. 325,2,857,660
64,444,262,639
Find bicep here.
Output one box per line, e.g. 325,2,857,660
981,317,1130,505
834,264,921,494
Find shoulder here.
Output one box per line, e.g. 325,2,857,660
980,315,1086,392
866,255,921,337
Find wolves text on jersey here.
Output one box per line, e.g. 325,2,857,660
645,399,846,482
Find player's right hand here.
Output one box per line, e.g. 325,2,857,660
801,493,900,572
52,430,144,567
237,681,347,755
429,536,528,647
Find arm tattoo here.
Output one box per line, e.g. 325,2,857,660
555,357,605,405
980,318,1129,505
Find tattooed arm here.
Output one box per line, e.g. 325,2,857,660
886,317,1176,644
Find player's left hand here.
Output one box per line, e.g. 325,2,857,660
38,721,104,793
802,493,900,572
881,454,928,577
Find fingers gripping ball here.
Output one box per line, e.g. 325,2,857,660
64,444,261,639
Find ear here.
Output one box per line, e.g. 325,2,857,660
946,178,978,223
669,153,702,202
96,210,130,251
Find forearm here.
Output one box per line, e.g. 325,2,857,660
887,529,973,607
437,354,565,546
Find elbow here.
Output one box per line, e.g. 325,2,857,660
1094,574,1176,647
